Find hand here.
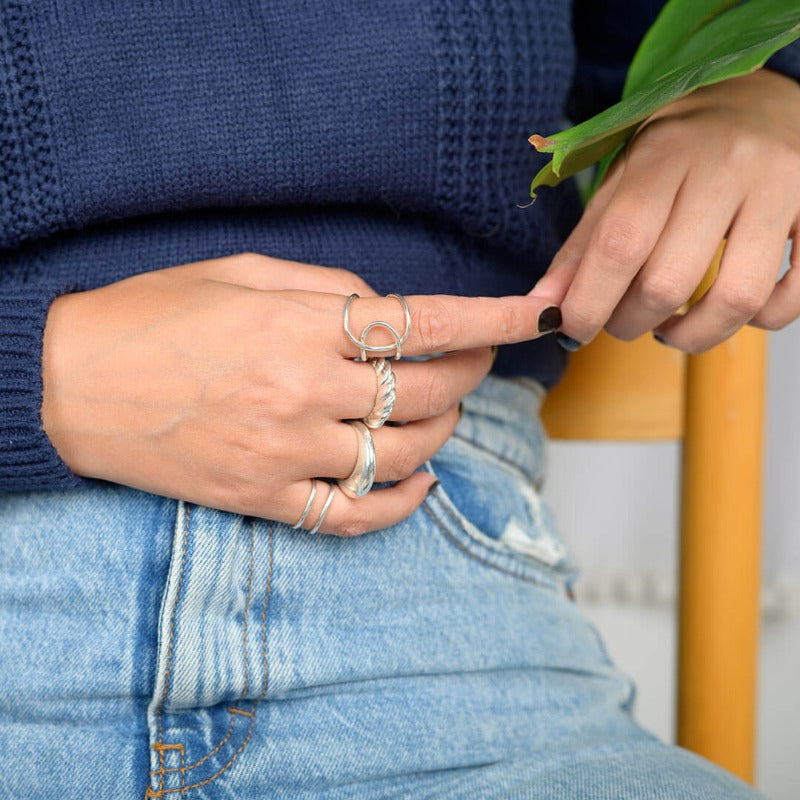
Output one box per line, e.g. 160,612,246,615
529,68,800,352
41,252,557,535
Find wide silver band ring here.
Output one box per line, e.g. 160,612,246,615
337,420,376,498
343,293,411,361
363,358,396,429
307,482,336,535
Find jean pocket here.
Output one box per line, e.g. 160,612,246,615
424,432,577,592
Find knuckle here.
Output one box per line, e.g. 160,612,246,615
717,278,768,317
635,119,678,152
236,251,267,267
563,300,602,332
389,442,420,481
218,474,262,517
595,219,652,266
336,514,371,538
499,301,521,341
333,267,371,295
638,267,692,312
728,130,761,164
753,307,786,331
414,299,453,352
423,371,450,418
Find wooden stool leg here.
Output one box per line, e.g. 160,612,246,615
677,326,767,783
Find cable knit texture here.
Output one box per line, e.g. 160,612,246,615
1,0,799,494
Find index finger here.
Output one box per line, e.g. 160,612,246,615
340,293,561,357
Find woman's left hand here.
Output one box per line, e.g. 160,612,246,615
529,68,800,352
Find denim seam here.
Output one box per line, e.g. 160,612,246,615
151,501,191,792
421,499,560,592
450,430,539,487
149,517,256,782
146,518,275,797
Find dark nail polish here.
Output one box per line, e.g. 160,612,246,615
537,305,562,333
555,332,582,352
426,480,440,498
652,331,666,345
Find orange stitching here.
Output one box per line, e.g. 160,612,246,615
228,706,254,718
150,519,275,796
151,514,257,779
422,500,558,590
152,743,184,753
149,715,235,776
154,709,259,795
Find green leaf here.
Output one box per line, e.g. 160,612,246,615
528,0,800,201
624,1,741,95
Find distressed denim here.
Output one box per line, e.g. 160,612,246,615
0,375,764,799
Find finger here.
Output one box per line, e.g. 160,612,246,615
528,156,625,305
324,403,461,483
337,347,493,422
339,293,559,358
176,252,379,295
284,471,437,537
749,235,799,331
557,131,688,345
604,166,740,341
653,198,791,352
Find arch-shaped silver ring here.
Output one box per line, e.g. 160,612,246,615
343,293,411,361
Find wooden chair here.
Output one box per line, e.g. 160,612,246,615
540,244,767,784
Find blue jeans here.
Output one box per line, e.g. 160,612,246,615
0,375,763,798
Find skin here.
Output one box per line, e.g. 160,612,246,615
529,68,800,352
41,69,800,536
41,253,556,536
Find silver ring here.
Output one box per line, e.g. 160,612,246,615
363,358,396,429
337,420,376,498
343,293,411,361
308,482,336,535
291,479,318,529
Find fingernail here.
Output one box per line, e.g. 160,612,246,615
555,332,582,352
652,331,667,345
426,480,440,498
537,306,562,333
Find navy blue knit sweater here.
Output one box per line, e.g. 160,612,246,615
2,1,799,494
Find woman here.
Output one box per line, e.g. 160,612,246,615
2,1,799,797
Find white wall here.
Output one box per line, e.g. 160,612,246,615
541,248,799,800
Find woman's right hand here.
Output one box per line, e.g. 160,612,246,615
41,253,556,535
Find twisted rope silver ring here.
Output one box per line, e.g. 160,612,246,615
343,293,411,361
337,420,376,498
363,358,396,429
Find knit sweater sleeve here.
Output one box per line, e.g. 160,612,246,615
0,281,96,493
568,0,800,124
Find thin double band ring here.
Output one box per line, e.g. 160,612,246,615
337,420,376,498
363,358,396,429
343,293,411,361
291,479,318,529
307,482,336,535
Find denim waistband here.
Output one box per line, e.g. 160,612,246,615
453,374,549,491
